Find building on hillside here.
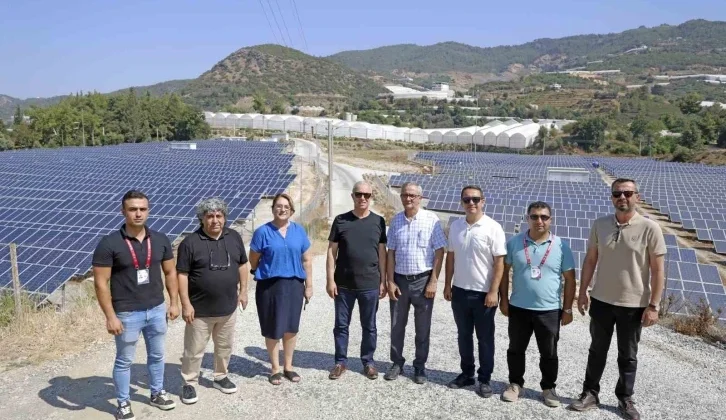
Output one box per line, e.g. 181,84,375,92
380,84,455,101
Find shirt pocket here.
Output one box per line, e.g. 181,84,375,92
417,229,429,248
472,235,491,253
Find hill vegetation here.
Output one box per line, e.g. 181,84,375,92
329,20,726,77
181,44,385,110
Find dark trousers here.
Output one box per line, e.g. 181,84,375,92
507,305,561,390
334,287,379,367
451,286,497,383
583,298,645,400
390,272,434,370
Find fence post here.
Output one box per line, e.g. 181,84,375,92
9,243,22,317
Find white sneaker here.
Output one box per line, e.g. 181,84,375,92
501,383,522,402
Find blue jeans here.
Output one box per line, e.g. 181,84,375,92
451,286,496,383
114,303,167,403
334,288,379,367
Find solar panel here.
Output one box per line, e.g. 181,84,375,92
0,140,297,299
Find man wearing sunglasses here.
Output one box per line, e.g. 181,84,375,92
385,181,447,384
568,178,666,420
499,201,576,408
176,198,250,404
444,185,506,398
326,181,388,380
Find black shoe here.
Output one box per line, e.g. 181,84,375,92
477,382,493,398
149,391,176,411
181,385,198,405
213,377,238,394
413,368,427,384
116,401,135,420
383,364,402,381
568,390,600,411
618,398,641,420
448,373,475,389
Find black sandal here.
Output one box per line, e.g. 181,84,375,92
269,372,283,385
283,370,301,383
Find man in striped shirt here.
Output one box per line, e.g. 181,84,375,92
384,181,447,384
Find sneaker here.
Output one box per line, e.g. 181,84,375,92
542,388,561,408
383,364,402,381
477,382,494,398
328,363,347,380
447,373,475,389
213,377,238,394
116,401,135,420
501,383,522,402
618,398,641,420
413,368,427,384
181,385,198,405
568,390,600,411
149,390,176,411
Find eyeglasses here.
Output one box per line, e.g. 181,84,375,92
528,214,551,221
354,192,372,199
612,191,637,198
208,241,231,271
462,196,482,204
400,193,420,199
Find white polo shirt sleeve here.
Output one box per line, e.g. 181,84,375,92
492,222,507,257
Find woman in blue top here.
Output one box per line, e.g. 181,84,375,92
249,193,313,385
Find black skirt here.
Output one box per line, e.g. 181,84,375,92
255,277,305,340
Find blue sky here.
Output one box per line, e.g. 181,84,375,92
2,0,725,98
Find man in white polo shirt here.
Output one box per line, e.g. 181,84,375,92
444,185,506,398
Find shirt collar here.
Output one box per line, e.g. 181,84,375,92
614,212,641,227
525,230,553,245
120,224,150,240
197,227,229,241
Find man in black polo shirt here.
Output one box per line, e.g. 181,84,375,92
92,190,179,420
326,180,387,380
177,198,249,404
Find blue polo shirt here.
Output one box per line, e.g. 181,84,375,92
505,231,575,311
250,221,310,281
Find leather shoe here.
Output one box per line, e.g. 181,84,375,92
413,368,427,384
363,365,378,380
328,364,347,380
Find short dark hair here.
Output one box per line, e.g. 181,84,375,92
611,178,639,192
460,185,483,199
121,190,149,208
527,201,552,215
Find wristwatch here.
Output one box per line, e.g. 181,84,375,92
563,309,573,314
648,303,659,311
250,269,255,275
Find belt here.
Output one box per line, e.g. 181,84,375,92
395,270,432,281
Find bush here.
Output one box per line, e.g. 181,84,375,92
604,141,639,155
671,145,694,162
672,298,723,338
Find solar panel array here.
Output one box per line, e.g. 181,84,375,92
392,151,726,320
0,140,295,299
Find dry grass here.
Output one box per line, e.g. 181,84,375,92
661,297,726,345
0,281,105,371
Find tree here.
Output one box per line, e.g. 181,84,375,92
574,117,607,149
252,94,266,113
679,121,703,150
678,93,703,115
717,123,726,148
13,105,23,125
270,101,285,114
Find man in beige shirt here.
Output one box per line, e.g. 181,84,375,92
568,178,666,420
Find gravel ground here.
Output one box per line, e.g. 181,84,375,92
0,255,724,420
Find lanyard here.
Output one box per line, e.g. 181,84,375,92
125,236,152,270
523,232,554,268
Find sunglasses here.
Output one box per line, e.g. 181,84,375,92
612,191,637,198
528,214,551,221
354,192,372,199
462,196,482,204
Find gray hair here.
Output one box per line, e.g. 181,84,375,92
400,181,423,196
196,197,229,222
352,180,372,194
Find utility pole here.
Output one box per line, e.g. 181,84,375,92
328,121,334,221
542,133,546,156
81,110,86,147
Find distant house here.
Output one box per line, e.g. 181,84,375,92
549,83,562,91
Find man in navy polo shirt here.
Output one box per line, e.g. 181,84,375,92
92,190,179,420
499,201,576,408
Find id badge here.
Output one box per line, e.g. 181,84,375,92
530,267,541,280
137,269,150,285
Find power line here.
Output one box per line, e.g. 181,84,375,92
265,0,288,47
289,0,309,52
273,0,295,48
257,0,281,45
